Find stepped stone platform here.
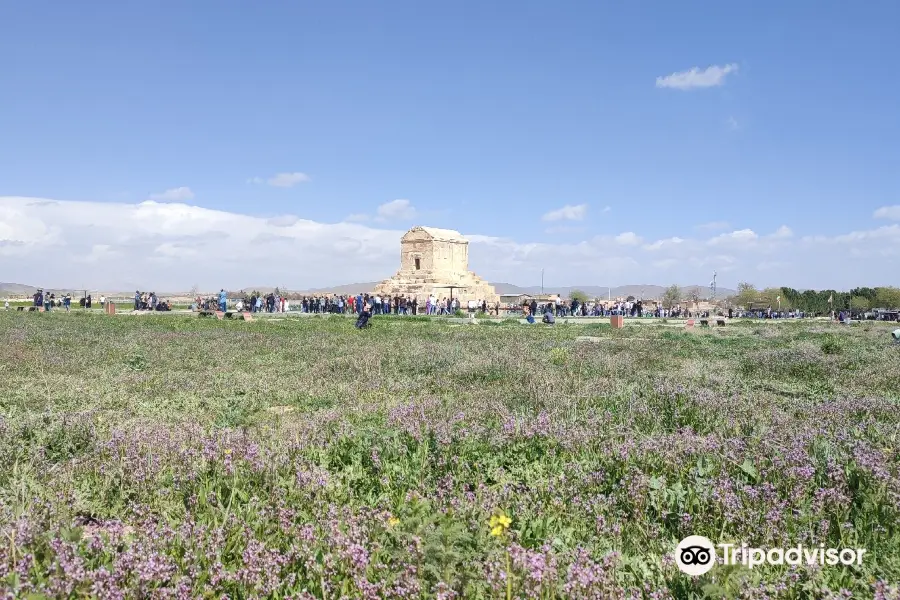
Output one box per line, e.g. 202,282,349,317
373,226,499,304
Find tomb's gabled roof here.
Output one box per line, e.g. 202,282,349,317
404,226,467,243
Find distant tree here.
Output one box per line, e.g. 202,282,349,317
274,287,281,296
850,287,877,302
625,295,636,302
569,289,589,304
735,282,758,308
757,287,785,308
875,287,900,309
661,284,681,309
780,287,800,308
689,289,700,303
850,296,870,312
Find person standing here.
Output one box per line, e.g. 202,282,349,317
218,289,227,312
64,294,71,312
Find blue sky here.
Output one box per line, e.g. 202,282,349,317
1,1,899,291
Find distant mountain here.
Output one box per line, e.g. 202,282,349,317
0,282,38,295
0,282,88,296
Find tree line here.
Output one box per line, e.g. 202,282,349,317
732,283,900,313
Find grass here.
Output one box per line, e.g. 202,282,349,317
0,312,898,598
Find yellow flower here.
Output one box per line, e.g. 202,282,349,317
489,511,512,537
388,517,400,527
224,449,232,455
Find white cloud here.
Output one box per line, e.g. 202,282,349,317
770,225,793,239
249,173,311,188
695,221,730,231
656,63,739,90
708,228,758,245
266,215,300,227
148,187,194,202
267,172,310,188
832,224,900,243
727,116,740,131
614,232,642,246
1,196,899,292
545,225,587,235
376,199,416,221
601,206,611,213
344,199,417,224
644,236,684,251
542,204,587,222
874,205,900,220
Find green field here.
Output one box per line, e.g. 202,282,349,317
0,312,898,598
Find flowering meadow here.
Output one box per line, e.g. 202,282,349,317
0,312,898,599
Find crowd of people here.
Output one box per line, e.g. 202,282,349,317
18,290,106,312
28,290,77,312
513,298,714,319
134,291,171,311
20,287,891,324
217,292,495,316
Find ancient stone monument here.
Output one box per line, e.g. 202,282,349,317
373,226,499,304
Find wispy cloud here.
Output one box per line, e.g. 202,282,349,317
248,172,311,188
726,116,740,131
708,228,758,246
545,225,587,235
376,199,416,221
267,172,310,188
541,204,587,222
874,205,900,220
656,63,739,90
614,232,642,246
695,221,730,232
643,237,685,251
770,225,793,239
345,199,417,224
148,187,194,202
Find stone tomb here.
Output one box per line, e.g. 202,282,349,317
373,226,499,304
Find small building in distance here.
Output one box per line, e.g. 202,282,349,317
500,293,533,305
373,226,500,304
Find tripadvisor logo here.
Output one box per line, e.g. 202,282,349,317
674,536,867,576
675,535,716,576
